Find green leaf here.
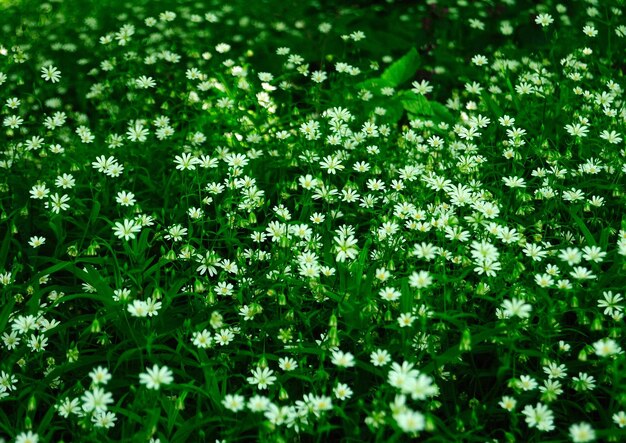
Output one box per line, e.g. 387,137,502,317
381,97,405,124
570,211,596,247
399,90,432,116
354,77,394,92
381,47,420,87
430,101,456,124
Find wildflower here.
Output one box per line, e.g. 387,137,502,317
3,115,23,128
112,219,142,241
115,191,136,207
89,366,112,385
311,70,327,83
598,291,623,317
247,367,277,390
222,394,245,412
320,154,344,174
28,236,46,248
47,193,70,213
535,13,554,27
502,176,526,188
192,330,213,349
395,409,425,433
127,300,148,317
379,286,401,302
2,331,20,350
582,25,598,37
92,411,117,429
214,329,235,346
569,266,596,280
55,173,75,189
41,65,61,83
565,123,589,138
135,75,156,88
411,80,433,95
613,411,626,428
518,375,538,391
501,298,532,319
569,422,595,442
331,350,355,368
247,395,271,412
174,153,200,170
572,372,596,391
30,184,50,200
582,246,606,263
408,271,432,289
522,402,555,431
81,387,113,413
370,349,391,367
543,362,567,379
593,338,622,357
334,233,358,262
139,364,174,390
499,396,517,411
333,382,353,400
56,397,81,418
471,54,488,66
278,357,298,371
558,247,582,266
397,312,416,328
15,431,39,443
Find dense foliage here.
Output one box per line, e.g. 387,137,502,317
1,0,626,442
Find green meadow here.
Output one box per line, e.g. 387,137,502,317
1,0,626,442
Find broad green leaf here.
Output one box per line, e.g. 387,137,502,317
399,90,432,116
355,77,394,92
381,47,420,87
430,101,456,123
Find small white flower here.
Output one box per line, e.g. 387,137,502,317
139,364,174,390
41,65,61,83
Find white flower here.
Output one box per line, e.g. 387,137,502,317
15,431,39,443
115,191,136,207
370,349,391,367
333,382,353,400
593,338,622,357
499,396,517,411
246,367,276,390
222,394,245,412
89,366,112,385
139,364,174,390
113,219,142,241
501,298,532,319
81,387,113,413
41,65,61,83
135,75,156,88
411,80,433,95
522,402,555,432
92,411,117,429
174,153,200,170
379,286,401,302
408,270,432,289
613,411,626,428
247,395,270,412
278,357,298,371
535,13,554,27
395,409,425,433
330,350,355,368
569,422,595,442
28,236,46,248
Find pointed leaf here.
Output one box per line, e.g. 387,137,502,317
381,47,420,87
